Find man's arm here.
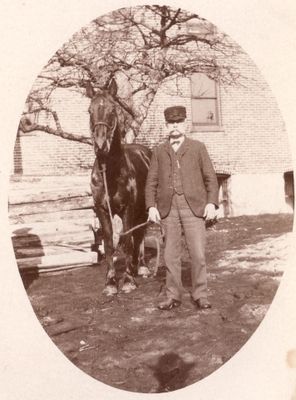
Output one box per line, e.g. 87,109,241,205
145,147,161,222
199,142,219,209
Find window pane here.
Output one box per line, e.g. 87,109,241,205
191,73,216,98
192,99,217,124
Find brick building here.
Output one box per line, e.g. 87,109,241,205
12,23,293,218
136,54,294,217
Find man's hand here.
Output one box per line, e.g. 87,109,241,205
203,203,216,221
148,207,161,223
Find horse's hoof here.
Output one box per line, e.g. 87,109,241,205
138,266,151,278
103,285,118,296
121,281,137,293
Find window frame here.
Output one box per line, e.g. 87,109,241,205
190,73,223,132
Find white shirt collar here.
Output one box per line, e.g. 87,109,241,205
170,135,185,150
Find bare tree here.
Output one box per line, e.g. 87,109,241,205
19,5,242,143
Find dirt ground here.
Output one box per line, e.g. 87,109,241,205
20,213,293,393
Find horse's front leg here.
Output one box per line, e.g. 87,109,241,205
120,211,138,293
133,227,151,278
96,207,118,296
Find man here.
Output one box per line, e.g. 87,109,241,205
145,105,219,311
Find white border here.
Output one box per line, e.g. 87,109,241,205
1,1,296,399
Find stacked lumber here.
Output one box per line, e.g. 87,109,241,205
9,175,93,222
9,175,163,274
9,175,98,273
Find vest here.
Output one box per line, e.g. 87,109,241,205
171,148,183,194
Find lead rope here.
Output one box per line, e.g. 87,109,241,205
101,163,113,224
100,163,163,276
100,163,152,237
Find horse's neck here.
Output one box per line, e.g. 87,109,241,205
108,125,124,158
105,126,125,185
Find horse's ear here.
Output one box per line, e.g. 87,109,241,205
108,78,118,97
85,81,95,98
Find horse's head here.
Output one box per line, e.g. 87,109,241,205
87,79,118,159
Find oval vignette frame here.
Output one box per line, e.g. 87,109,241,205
1,1,296,400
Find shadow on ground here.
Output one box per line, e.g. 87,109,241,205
19,213,293,393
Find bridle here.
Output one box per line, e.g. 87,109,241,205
92,117,117,134
92,117,118,155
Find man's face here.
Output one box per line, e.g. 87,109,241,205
165,119,186,137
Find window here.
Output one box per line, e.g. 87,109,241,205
284,171,294,210
191,73,221,129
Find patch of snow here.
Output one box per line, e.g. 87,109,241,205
215,233,292,274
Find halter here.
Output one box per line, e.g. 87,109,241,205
93,118,117,134
92,118,117,154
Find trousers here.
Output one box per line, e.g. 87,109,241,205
162,193,207,301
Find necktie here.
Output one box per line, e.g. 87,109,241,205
171,140,180,146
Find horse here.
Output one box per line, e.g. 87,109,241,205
87,78,152,295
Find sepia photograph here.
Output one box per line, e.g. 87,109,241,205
1,1,296,399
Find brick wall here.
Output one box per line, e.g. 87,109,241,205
12,40,293,179
13,89,94,176
14,130,94,175
136,52,292,176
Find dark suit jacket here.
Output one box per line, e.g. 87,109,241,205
145,137,219,218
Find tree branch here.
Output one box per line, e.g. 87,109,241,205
19,120,92,145
23,5,243,142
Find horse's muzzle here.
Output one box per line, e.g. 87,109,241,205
95,146,108,160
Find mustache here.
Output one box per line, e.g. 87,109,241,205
169,128,185,135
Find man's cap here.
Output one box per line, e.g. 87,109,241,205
164,106,186,123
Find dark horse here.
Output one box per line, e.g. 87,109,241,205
87,78,152,295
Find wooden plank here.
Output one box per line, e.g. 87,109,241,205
8,195,93,216
9,176,90,197
12,233,93,251
46,321,87,337
13,241,91,258
17,251,97,271
11,220,92,237
21,263,97,275
9,208,94,224
9,174,90,188
9,187,92,205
